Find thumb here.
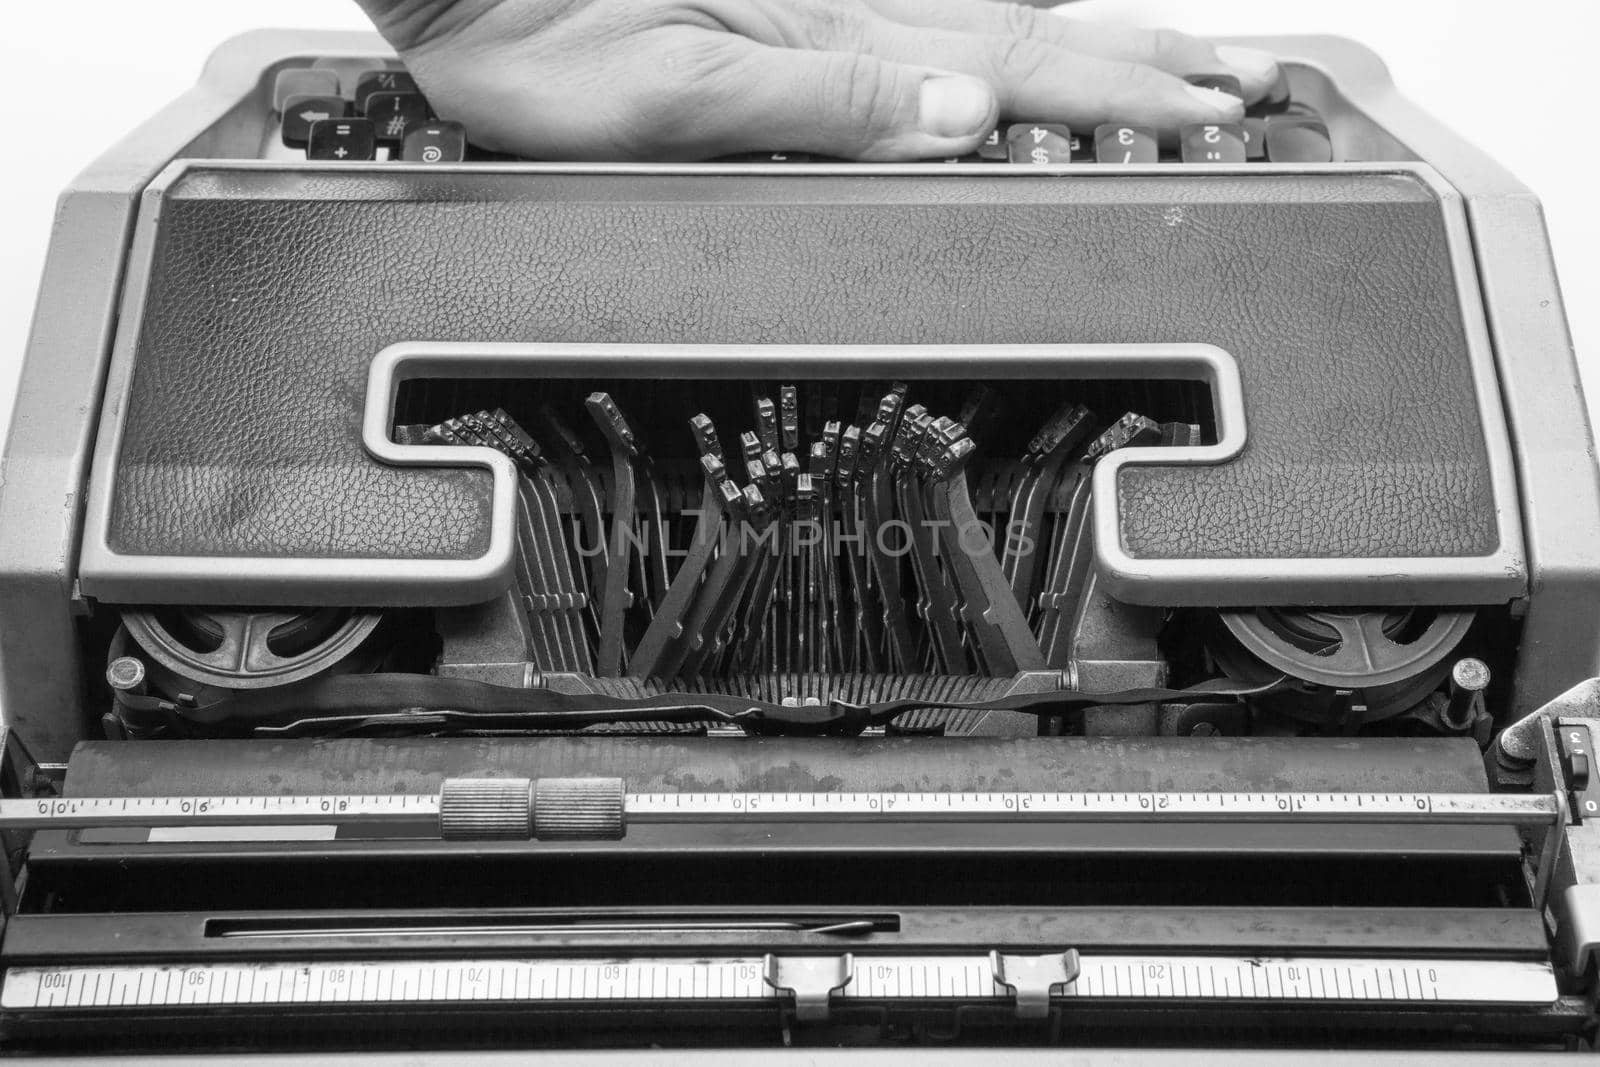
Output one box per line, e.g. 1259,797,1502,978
712,43,997,160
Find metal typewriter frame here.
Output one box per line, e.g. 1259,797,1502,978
0,29,1597,1063
1,30,1596,764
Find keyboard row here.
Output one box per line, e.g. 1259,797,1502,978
925,115,1330,165
274,65,465,162
271,64,1333,166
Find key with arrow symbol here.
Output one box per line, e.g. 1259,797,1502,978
281,94,349,148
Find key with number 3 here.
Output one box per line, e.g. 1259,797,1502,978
1094,124,1159,164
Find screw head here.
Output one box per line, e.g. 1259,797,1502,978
106,656,146,691
1451,657,1491,693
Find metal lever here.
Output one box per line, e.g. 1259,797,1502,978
1087,412,1163,460
677,486,769,677
586,393,641,676
811,431,843,670
1038,413,1165,664
859,420,919,671
835,425,884,672
629,449,741,678
926,428,1046,674
690,413,725,464
764,954,854,1023
487,413,589,673
519,459,592,673
427,411,590,672
537,404,608,635
1004,403,1095,614
991,950,1081,1020
734,450,792,673
754,396,780,454
780,385,801,452
893,408,964,673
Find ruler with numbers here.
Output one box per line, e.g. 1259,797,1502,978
624,790,1554,821
0,789,1558,833
0,955,1557,1012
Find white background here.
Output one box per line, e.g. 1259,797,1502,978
0,0,1596,442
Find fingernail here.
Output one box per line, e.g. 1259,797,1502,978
1184,83,1244,116
919,76,993,138
1216,45,1280,85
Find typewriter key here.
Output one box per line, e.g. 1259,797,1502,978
272,68,339,113
307,118,376,161
1094,124,1159,164
1266,117,1335,163
353,69,419,114
1243,117,1269,160
1006,123,1074,165
280,94,348,147
367,90,431,143
1180,123,1248,164
402,121,468,163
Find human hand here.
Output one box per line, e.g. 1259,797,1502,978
357,0,1279,161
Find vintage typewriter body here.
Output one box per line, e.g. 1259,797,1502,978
1,28,1598,1057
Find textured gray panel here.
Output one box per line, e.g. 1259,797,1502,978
65,736,1491,796
107,170,1496,567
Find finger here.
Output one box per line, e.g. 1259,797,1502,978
675,38,998,160
849,24,1245,129
867,0,1279,102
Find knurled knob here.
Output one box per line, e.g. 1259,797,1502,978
439,777,533,840
533,777,626,840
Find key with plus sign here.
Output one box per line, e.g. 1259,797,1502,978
307,118,377,162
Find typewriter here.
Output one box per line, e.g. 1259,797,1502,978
0,27,1596,1058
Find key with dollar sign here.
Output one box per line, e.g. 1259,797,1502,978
1006,123,1076,165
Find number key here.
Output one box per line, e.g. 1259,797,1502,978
1180,124,1247,164
1094,124,1158,164
1006,123,1074,165
366,91,431,144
